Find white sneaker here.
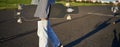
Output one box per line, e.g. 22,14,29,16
58,44,63,47
112,22,116,24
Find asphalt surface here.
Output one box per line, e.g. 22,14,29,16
0,5,120,47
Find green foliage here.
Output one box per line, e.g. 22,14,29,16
0,0,31,4
0,0,110,9
0,0,31,9
16,0,31,4
6,0,17,4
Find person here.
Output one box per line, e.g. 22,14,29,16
31,0,63,47
111,1,119,24
111,1,119,17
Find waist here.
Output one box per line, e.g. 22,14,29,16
38,18,48,21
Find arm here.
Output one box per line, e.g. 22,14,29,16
34,0,48,19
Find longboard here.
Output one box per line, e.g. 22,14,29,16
19,4,66,21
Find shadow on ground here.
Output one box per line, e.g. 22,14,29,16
0,29,37,43
112,29,120,47
64,17,120,47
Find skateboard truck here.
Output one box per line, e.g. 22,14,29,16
17,4,23,23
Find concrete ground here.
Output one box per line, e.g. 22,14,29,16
0,5,120,47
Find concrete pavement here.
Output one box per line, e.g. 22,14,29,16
0,5,120,47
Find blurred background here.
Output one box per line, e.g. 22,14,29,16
0,0,119,9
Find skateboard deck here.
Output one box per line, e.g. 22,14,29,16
19,4,66,21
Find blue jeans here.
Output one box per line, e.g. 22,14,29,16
37,20,60,47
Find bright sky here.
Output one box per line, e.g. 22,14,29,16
103,0,116,1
